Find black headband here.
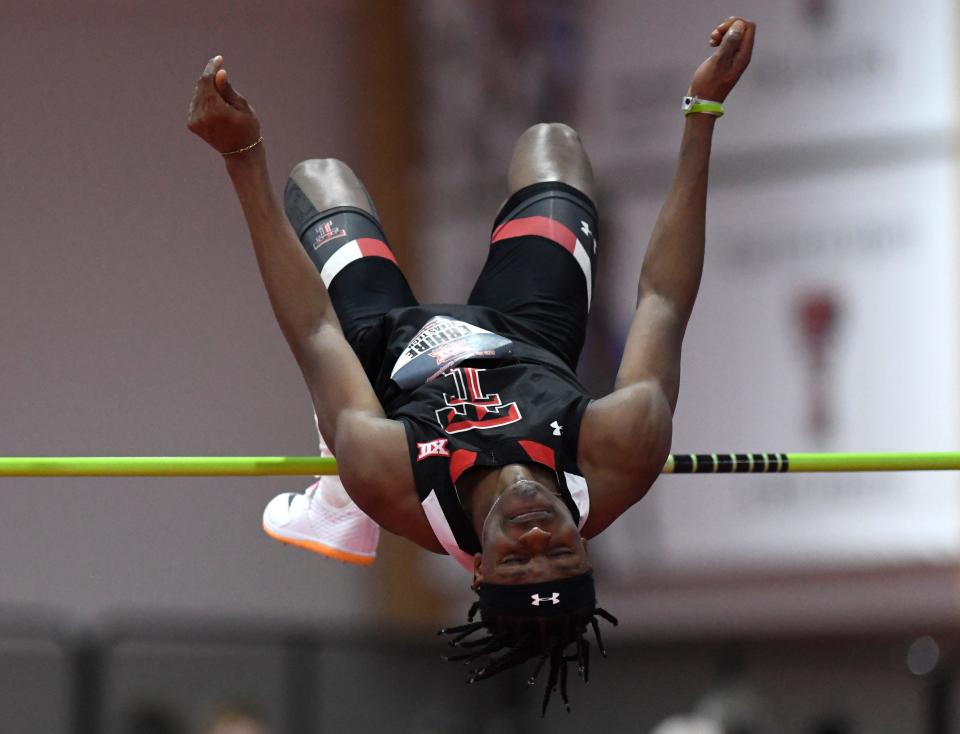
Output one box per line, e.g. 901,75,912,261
477,571,596,617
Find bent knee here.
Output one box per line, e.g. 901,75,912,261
509,123,594,199
290,158,359,187
523,122,583,145
516,123,587,160
288,158,377,217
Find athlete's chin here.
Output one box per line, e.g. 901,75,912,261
502,478,552,501
481,481,562,538
495,480,558,517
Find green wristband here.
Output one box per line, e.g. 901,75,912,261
682,96,724,118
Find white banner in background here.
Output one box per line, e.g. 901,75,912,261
599,156,960,576
582,0,955,165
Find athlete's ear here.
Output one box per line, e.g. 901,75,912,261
472,553,483,589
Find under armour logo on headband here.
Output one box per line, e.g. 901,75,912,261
531,592,560,606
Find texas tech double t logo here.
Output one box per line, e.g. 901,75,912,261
436,367,522,434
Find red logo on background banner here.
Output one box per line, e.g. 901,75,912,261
436,367,522,434
417,439,450,461
797,289,841,438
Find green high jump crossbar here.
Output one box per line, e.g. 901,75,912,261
0,452,959,477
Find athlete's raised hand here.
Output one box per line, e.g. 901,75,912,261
689,17,756,101
187,55,261,155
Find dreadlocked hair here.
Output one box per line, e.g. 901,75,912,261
438,599,618,715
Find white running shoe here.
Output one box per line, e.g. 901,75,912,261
262,477,380,566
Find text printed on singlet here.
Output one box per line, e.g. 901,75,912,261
390,316,514,390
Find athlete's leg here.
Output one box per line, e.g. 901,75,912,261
284,158,417,366
506,122,595,200
287,157,380,218
468,124,599,370
265,159,403,565
262,419,380,566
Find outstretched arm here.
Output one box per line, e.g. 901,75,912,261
187,56,385,450
580,18,756,535
186,57,430,544
616,17,755,406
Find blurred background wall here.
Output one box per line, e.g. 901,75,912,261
2,0,960,732
0,0,379,624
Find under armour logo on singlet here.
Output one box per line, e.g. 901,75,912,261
531,592,560,606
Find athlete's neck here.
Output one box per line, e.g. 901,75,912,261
459,462,561,540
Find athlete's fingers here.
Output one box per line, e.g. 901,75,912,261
202,55,222,76
732,21,756,70
709,17,737,46
215,68,247,110
188,55,228,127
716,19,745,62
194,55,225,111
200,55,223,88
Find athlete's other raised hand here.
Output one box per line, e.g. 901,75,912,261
689,17,756,101
187,55,261,155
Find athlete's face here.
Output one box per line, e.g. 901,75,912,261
474,479,591,586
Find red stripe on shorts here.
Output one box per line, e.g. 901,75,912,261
491,216,576,254
356,237,398,263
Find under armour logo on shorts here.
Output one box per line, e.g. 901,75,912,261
531,592,560,606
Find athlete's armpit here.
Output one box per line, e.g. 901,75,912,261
575,382,673,537
335,412,445,552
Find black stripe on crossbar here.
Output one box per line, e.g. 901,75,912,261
670,453,790,474
716,455,734,473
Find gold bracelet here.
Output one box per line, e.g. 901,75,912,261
222,135,264,157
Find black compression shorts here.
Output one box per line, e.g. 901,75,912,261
289,181,600,373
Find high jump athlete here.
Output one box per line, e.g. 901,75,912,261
188,16,754,713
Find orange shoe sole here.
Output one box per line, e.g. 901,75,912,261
262,522,375,566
